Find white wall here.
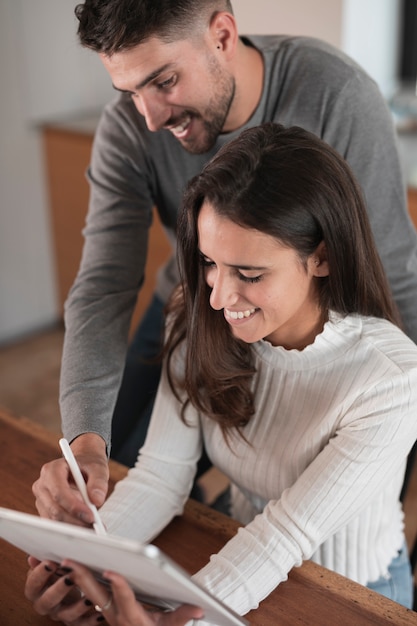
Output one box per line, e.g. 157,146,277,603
0,1,56,343
233,0,344,47
234,0,401,98
342,0,401,98
0,0,402,343
0,0,113,344
17,0,113,123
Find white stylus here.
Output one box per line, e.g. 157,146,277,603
59,438,107,535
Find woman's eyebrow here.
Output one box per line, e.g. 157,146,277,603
198,250,269,271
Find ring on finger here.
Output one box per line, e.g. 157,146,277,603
95,594,113,612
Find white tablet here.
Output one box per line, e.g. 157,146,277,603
0,507,248,626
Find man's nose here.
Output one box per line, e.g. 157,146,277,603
133,93,169,132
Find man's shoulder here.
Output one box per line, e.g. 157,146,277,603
245,34,372,83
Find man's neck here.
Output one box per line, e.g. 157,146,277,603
224,37,264,132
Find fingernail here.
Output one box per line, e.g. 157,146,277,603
96,616,106,623
44,565,53,572
79,512,94,524
64,577,75,586
85,599,93,607
92,488,106,502
56,566,73,577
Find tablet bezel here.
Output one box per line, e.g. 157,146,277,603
0,507,248,626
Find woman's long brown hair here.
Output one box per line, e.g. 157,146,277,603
164,123,401,437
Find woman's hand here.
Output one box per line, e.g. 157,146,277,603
25,556,97,624
64,559,204,625
25,556,204,625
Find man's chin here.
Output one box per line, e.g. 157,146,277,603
177,134,217,155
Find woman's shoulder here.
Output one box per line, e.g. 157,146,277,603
348,313,417,372
253,312,417,373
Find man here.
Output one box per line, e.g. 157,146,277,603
34,0,417,527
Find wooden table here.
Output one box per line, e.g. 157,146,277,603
1,409,417,625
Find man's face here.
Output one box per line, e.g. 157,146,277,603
100,36,236,154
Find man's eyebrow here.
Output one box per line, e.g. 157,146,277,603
112,63,173,93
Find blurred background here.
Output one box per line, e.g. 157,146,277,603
0,0,416,561
0,0,416,432
0,0,415,344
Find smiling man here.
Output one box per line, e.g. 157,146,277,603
35,0,417,524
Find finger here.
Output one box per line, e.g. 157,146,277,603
70,436,110,508
33,458,95,526
27,555,42,569
25,562,86,619
103,571,151,623
163,604,205,626
25,560,59,602
104,571,204,625
81,458,109,509
62,561,117,621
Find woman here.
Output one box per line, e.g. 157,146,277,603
26,123,417,624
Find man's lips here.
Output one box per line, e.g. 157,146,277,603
166,114,192,138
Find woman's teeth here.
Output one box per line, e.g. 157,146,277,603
226,308,256,320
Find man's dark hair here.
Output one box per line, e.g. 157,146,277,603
75,0,233,55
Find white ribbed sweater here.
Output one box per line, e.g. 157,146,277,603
101,313,417,619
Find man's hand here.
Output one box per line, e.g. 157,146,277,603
32,433,109,527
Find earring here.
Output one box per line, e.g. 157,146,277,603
315,259,320,266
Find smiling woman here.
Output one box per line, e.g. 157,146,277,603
25,122,417,625
85,122,417,620
167,122,401,431
197,202,328,349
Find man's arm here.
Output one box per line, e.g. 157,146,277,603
60,97,157,452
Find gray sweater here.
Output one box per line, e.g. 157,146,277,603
61,35,417,448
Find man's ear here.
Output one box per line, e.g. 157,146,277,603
208,11,238,60
310,241,329,277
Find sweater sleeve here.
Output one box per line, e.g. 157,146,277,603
60,97,156,450
99,362,202,541
191,368,417,617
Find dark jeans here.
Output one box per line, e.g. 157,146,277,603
110,294,165,466
110,294,211,494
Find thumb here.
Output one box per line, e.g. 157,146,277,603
164,605,205,625
83,459,109,507
88,477,108,507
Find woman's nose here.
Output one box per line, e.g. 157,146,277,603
209,272,238,311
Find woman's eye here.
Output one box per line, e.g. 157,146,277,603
200,256,215,269
238,273,262,284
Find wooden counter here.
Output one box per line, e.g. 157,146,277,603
1,409,417,625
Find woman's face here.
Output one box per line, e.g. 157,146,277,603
197,201,329,350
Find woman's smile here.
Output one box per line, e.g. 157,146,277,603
198,201,328,349
224,307,257,321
